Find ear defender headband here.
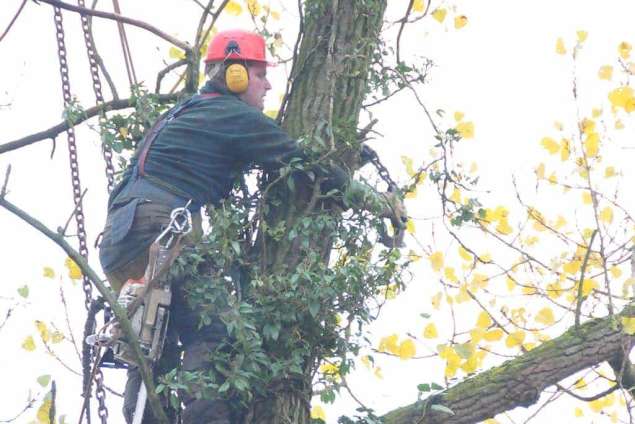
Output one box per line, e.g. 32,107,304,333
224,41,249,93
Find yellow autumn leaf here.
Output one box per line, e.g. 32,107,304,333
563,260,581,275
506,277,516,291
400,220,414,237
483,328,503,342
605,166,616,178
554,215,567,230
22,335,36,351
495,218,513,235
592,108,602,118
454,15,468,29
540,137,559,154
35,321,50,343
429,251,444,272
599,206,614,224
616,119,625,129
405,186,417,199
168,46,186,60
310,405,327,421
536,162,545,179
558,138,570,161
584,132,599,157
576,30,588,43
264,109,278,119
36,398,52,423
608,86,635,112
598,65,613,80
618,41,632,59
378,334,399,354
582,191,593,205
374,366,383,379
505,330,526,348
444,267,458,282
64,257,82,280
458,246,472,262
51,331,64,344
270,9,280,20
574,407,584,417
476,311,492,329
412,0,425,12
398,339,416,360
456,121,474,139
555,37,566,55
581,278,599,297
610,266,622,279
360,355,371,369
454,111,464,121
246,0,261,15
423,322,438,339
224,0,243,16
43,267,55,279
535,307,555,326
574,377,587,390
449,187,461,203
401,155,415,176
431,292,442,309
431,8,447,23
621,316,635,334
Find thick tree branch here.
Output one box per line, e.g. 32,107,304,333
0,94,178,154
382,305,635,424
0,195,169,424
35,0,190,51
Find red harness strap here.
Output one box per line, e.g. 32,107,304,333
137,92,221,176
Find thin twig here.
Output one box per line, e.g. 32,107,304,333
575,229,598,328
36,0,191,51
0,0,27,44
155,59,188,94
60,188,88,236
1,165,10,197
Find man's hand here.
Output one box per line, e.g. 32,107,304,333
379,187,408,248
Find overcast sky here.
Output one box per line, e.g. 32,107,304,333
1,1,634,423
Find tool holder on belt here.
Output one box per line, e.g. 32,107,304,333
87,204,192,366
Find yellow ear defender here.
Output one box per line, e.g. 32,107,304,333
225,63,249,93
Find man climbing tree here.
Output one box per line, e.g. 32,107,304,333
98,28,406,423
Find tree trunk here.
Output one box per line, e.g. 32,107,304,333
382,305,635,424
244,1,387,422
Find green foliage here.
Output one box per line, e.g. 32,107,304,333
100,85,171,156
159,174,408,410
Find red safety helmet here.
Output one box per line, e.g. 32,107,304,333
204,30,270,64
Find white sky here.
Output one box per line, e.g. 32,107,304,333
1,0,634,423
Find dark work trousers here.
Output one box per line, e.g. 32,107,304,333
99,179,233,423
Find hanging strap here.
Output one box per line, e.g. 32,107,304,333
138,92,221,177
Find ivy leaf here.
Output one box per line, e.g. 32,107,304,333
308,300,320,318
430,404,454,415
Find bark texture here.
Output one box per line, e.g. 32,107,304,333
243,1,388,422
382,305,635,424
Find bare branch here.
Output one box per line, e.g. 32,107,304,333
0,196,168,423
575,229,598,328
35,0,191,51
0,0,27,44
0,94,178,154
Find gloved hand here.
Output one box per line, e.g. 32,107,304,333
378,186,408,248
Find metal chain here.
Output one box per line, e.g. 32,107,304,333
53,7,93,311
53,8,109,422
77,0,115,193
75,2,112,420
367,148,398,189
